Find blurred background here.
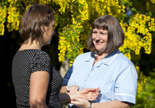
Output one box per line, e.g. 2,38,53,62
0,0,155,107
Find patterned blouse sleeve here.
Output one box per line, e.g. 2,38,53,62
29,51,51,74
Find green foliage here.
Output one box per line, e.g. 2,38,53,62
133,69,155,108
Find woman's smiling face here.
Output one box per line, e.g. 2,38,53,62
92,28,108,54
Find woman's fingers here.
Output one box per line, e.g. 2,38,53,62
71,98,90,108
66,86,70,92
66,85,79,93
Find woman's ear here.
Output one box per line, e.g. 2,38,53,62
41,26,45,34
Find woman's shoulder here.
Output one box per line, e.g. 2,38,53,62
33,50,51,61
16,49,50,62
116,52,134,66
36,50,49,57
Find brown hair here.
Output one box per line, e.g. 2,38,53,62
20,4,55,44
87,15,125,53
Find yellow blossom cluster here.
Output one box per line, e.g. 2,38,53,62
39,0,51,4
150,0,155,4
0,6,7,35
58,36,67,62
119,13,154,59
53,0,89,66
20,0,52,10
135,65,147,93
58,22,84,66
7,0,21,32
89,0,126,18
52,0,66,13
77,0,89,22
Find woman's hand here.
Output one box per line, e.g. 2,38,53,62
74,87,100,101
71,98,90,108
66,85,79,93
59,87,99,103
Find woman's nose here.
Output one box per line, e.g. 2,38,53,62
96,33,101,40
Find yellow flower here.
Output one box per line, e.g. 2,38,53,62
0,24,4,35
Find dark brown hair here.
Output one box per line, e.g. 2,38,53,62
87,15,125,53
20,4,55,44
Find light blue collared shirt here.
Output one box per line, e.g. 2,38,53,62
62,49,138,105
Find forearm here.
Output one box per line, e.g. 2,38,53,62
30,104,48,108
60,86,68,93
91,100,131,108
59,86,71,103
59,93,74,103
30,100,48,108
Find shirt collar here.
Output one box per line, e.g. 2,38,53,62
84,49,120,66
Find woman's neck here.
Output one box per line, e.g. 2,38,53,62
19,40,41,51
95,53,108,60
93,52,108,66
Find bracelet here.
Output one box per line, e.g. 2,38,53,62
89,103,92,108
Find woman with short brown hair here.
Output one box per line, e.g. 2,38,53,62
12,4,99,108
61,15,137,108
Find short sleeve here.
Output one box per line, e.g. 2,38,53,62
62,66,73,85
61,53,89,86
29,51,51,74
114,64,138,105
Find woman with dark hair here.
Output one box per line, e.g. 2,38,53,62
61,15,138,108
12,4,99,108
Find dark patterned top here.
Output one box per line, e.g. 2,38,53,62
12,49,63,108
